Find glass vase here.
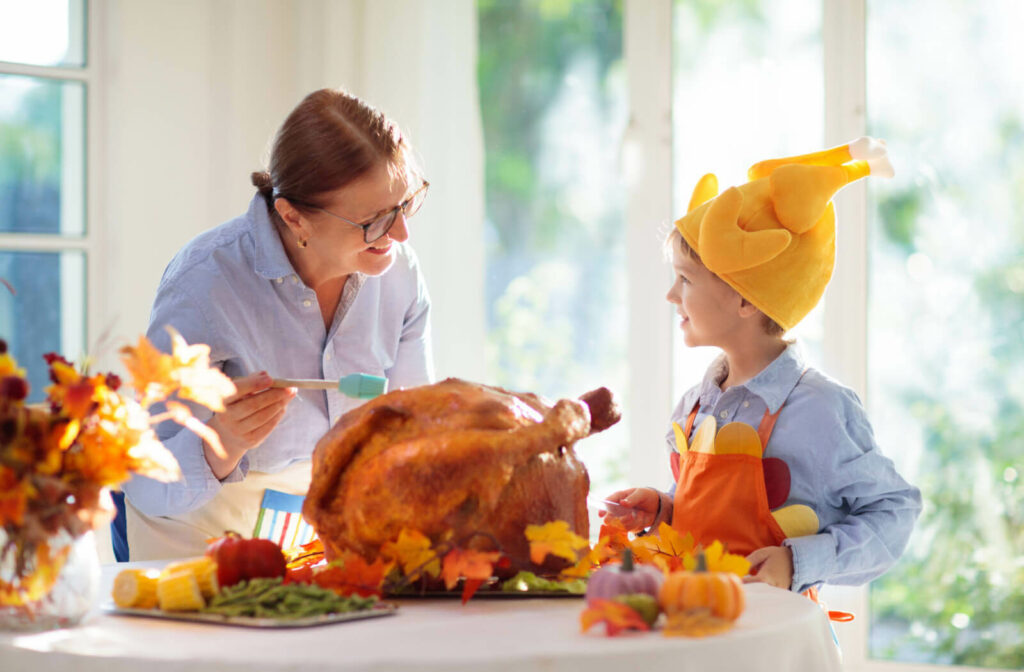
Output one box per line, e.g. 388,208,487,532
0,529,101,632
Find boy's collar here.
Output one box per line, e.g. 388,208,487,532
698,343,806,415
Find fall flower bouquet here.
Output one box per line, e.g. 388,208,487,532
0,328,234,630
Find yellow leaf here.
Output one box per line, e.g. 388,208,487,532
380,528,440,579
0,351,25,379
525,520,589,565
167,328,235,412
632,523,696,573
702,540,751,577
560,545,599,579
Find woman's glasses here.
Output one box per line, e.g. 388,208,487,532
284,181,429,244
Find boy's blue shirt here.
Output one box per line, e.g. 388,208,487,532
666,342,922,593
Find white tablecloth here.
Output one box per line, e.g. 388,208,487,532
0,562,841,672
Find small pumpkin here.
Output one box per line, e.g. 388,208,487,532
585,549,665,606
658,551,745,622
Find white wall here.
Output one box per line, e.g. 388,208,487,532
95,0,486,382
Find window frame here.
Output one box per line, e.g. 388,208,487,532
0,0,101,368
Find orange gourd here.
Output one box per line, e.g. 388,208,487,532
658,551,745,622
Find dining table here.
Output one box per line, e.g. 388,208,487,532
0,560,842,672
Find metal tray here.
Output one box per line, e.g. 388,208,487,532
102,601,397,629
388,589,583,599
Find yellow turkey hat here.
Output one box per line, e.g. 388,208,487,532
674,137,894,331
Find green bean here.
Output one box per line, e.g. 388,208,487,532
201,578,378,620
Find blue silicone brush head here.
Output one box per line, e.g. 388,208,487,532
336,373,388,399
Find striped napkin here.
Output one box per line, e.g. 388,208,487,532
253,488,318,550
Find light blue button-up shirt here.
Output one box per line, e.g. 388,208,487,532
665,343,921,593
123,195,433,516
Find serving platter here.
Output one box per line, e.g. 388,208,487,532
386,576,585,599
102,601,397,629
387,589,583,599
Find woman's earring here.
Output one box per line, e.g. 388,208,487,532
297,238,308,249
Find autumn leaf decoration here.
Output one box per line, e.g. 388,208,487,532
560,516,632,578
580,598,651,637
380,528,442,582
1,331,235,609
121,327,236,458
311,550,393,598
166,328,236,412
441,548,504,604
526,520,589,565
631,523,697,573
698,540,752,577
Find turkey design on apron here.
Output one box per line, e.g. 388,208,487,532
669,397,819,557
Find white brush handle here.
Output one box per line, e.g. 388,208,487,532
270,378,335,390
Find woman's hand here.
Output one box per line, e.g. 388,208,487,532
602,487,671,532
203,371,296,479
744,545,794,590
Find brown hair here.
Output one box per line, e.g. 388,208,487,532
251,89,416,214
667,229,786,337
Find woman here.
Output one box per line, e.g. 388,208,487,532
118,89,434,560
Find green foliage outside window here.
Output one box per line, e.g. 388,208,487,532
866,2,1024,667
477,0,628,488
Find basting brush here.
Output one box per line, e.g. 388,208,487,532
270,373,388,399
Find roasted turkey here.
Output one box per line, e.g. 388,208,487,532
303,378,620,575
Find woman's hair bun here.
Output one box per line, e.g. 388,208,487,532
251,170,274,204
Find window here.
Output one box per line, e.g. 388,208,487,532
866,0,1024,668
477,0,630,520
0,0,91,402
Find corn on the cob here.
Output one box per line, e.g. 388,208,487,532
111,568,160,609
157,569,206,611
163,556,219,598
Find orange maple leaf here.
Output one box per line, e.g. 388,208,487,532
167,328,236,412
441,548,502,603
119,335,176,407
380,528,441,580
313,550,392,598
285,538,325,568
631,522,695,573
596,518,632,560
525,520,589,565
580,598,651,637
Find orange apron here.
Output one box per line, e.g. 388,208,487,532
669,392,855,624
670,403,788,557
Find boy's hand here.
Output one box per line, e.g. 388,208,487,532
602,488,666,532
744,545,794,590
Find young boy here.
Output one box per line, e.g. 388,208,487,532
605,138,922,595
